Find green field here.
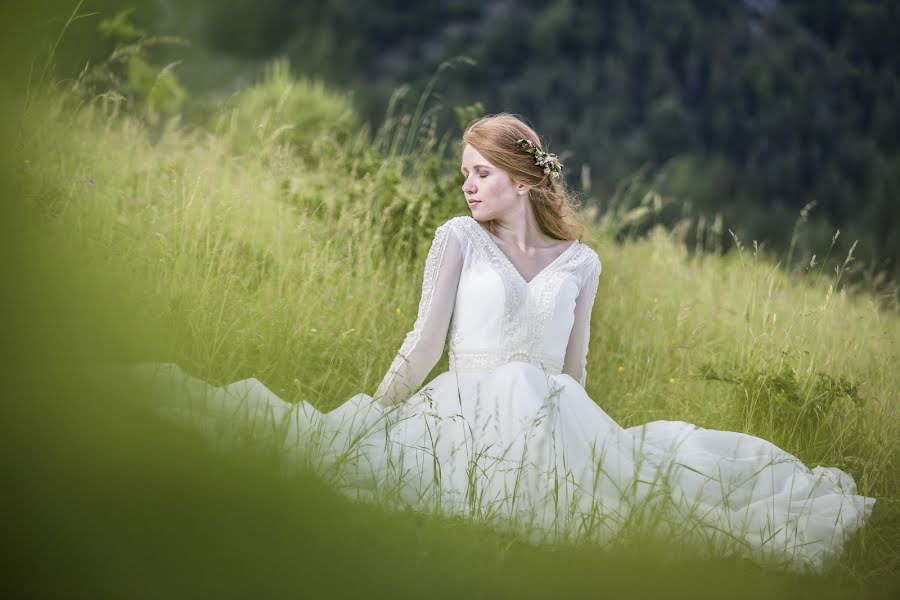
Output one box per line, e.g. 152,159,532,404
2,47,898,597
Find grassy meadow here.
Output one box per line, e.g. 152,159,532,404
2,53,898,597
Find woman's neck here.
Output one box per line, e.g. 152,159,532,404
486,204,553,251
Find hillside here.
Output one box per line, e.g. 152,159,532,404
2,17,898,594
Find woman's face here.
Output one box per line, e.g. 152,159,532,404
460,143,525,221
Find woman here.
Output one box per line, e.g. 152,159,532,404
146,114,874,572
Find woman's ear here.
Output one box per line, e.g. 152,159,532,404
517,183,530,196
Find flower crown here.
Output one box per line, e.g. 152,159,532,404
516,138,563,179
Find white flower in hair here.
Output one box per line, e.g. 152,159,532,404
516,138,563,179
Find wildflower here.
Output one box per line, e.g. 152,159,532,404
617,366,625,373
669,377,677,384
310,328,318,333
395,307,401,315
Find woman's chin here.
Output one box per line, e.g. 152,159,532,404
468,204,486,218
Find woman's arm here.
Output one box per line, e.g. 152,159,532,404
562,252,601,387
374,221,464,407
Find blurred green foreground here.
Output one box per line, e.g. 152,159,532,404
1,2,897,598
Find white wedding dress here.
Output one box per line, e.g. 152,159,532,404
139,215,875,572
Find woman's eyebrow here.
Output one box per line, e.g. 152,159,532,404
460,164,492,172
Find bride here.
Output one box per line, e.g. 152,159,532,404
143,113,874,573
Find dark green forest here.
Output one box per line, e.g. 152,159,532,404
53,0,900,286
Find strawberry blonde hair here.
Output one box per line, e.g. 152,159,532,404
462,113,585,241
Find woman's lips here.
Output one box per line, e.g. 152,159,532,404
467,199,481,206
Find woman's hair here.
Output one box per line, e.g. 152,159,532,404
462,113,585,241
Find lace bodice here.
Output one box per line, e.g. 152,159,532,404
374,215,601,406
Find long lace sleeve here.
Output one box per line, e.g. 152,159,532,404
374,221,464,407
562,252,601,387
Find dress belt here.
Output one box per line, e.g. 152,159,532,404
448,350,564,375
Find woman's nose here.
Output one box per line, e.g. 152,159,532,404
461,177,475,193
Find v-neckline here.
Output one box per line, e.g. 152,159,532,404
467,217,580,286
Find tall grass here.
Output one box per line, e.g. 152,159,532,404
6,50,899,595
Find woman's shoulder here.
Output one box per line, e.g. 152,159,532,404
429,216,474,253
581,243,601,270
570,240,601,280
435,215,477,244
440,215,476,231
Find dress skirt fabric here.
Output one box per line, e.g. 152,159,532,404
141,360,874,573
